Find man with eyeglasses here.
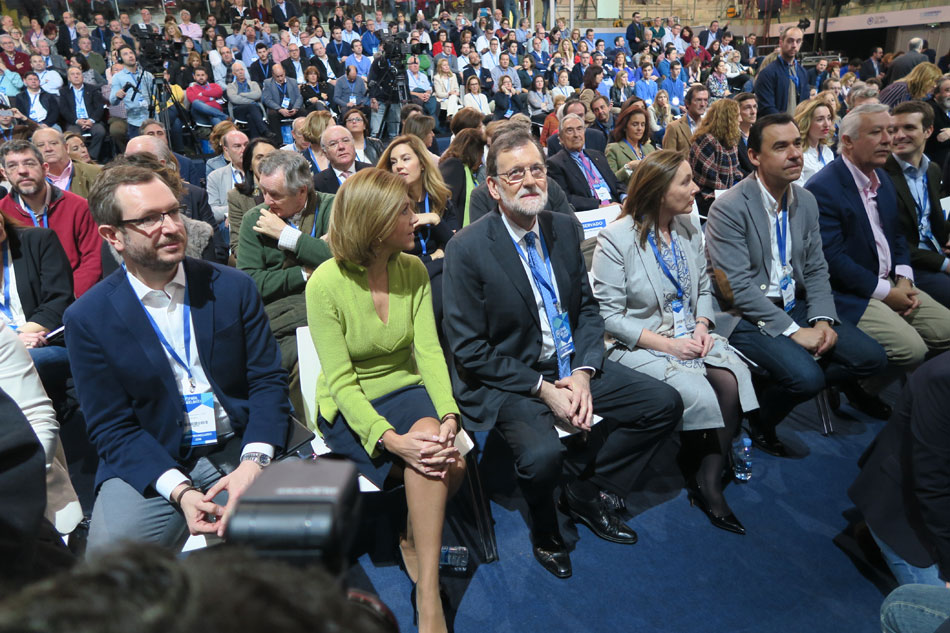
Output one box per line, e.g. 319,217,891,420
63,163,291,557
0,140,102,296
237,151,334,414
546,113,623,211
442,128,682,579
313,125,371,195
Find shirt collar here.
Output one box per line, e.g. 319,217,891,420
894,153,930,177
754,172,794,216
842,154,879,196
332,164,353,179
500,209,539,246
126,261,185,301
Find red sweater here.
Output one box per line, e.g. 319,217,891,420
185,81,224,111
0,186,102,296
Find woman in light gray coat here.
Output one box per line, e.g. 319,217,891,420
591,149,758,535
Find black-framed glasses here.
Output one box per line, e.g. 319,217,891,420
494,163,546,185
118,206,184,230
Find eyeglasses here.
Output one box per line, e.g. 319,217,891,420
324,137,353,149
118,206,184,230
345,116,364,124
494,163,546,185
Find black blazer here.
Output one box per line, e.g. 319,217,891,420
925,96,950,175
281,57,309,84
313,56,345,88
737,136,755,177
6,227,74,330
546,148,623,211
848,353,950,578
270,0,300,31
546,128,607,156
57,82,106,125
249,59,275,86
569,63,589,89
439,157,469,220
883,155,949,274
859,58,882,81
442,210,602,430
312,161,372,195
14,91,59,128
492,91,521,120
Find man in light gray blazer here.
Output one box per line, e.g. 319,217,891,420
207,129,249,225
261,64,304,142
704,113,887,456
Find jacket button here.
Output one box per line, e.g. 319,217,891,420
760,284,767,290
757,321,765,327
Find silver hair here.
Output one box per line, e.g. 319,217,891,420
908,37,923,51
559,112,585,127
256,150,314,195
838,102,891,153
846,82,879,108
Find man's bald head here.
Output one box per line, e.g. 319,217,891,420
126,134,173,164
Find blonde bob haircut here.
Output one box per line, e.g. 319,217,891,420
302,110,335,145
794,98,833,147
375,134,451,217
328,168,410,266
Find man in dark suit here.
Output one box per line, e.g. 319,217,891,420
884,101,950,309
442,129,682,578
140,119,206,186
59,66,108,161
625,12,644,49
698,20,723,49
312,125,371,195
706,113,887,455
545,98,608,156
64,164,291,556
249,43,275,86
462,51,494,94
806,103,950,377
546,113,623,211
280,43,310,85
848,353,950,586
860,47,885,81
886,38,929,86
14,73,60,128
736,92,757,176
754,26,809,116
56,12,79,59
569,51,591,90
738,33,758,67
270,0,300,31
925,76,950,174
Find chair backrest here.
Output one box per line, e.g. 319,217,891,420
574,203,622,242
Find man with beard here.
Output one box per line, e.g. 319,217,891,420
441,129,682,579
63,164,290,557
0,140,101,296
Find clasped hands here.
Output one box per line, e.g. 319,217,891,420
381,416,459,480
540,368,593,431
173,459,265,538
790,320,837,357
665,322,714,361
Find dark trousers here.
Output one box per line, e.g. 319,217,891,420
914,267,950,310
265,108,305,141
494,358,682,533
232,103,270,140
410,90,439,118
727,301,887,428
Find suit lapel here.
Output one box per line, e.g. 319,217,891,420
742,181,772,277
836,160,878,260
636,222,670,310
888,160,918,220
487,214,541,329
185,258,216,372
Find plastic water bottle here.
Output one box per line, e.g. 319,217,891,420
733,437,753,482
439,546,469,572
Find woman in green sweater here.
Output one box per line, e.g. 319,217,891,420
306,168,465,633
605,103,656,187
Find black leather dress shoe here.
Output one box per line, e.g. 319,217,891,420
748,424,789,457
561,487,638,545
842,384,892,420
532,532,572,578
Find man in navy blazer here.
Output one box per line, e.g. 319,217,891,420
443,129,681,578
65,165,290,556
546,113,623,211
754,27,809,116
806,103,950,376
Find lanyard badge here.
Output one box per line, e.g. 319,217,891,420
775,194,796,312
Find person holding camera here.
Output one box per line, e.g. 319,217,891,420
108,45,153,140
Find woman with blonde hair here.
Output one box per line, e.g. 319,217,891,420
793,98,834,186
879,62,943,106
688,98,743,216
377,135,457,325
307,168,465,633
590,149,757,535
301,109,333,174
557,39,575,70
462,74,492,116
432,57,461,119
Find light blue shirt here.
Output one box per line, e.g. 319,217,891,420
109,65,153,126
407,69,431,92
896,153,942,254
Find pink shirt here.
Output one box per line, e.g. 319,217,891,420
842,155,914,300
47,160,73,193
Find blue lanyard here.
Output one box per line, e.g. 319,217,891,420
20,196,47,228
817,146,827,166
623,139,643,160
231,166,242,185
910,172,930,218
133,276,197,391
46,169,72,193
28,92,40,115
775,193,789,268
418,194,430,255
511,228,560,310
307,147,321,172
333,41,344,56
0,243,15,328
259,60,270,78
787,62,799,88
647,232,684,299
910,171,940,249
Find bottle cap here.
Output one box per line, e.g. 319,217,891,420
742,437,752,447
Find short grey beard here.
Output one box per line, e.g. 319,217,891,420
499,183,547,218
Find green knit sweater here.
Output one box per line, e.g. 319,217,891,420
305,253,459,457
237,191,335,302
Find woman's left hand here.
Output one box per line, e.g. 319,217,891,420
414,212,441,226
429,249,445,260
692,322,713,357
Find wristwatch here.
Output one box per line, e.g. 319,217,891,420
240,452,272,468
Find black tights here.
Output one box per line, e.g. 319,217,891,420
681,367,741,517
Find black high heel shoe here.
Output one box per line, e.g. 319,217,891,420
686,476,746,535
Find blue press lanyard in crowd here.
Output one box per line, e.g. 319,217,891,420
0,243,15,328
20,196,47,228
307,147,321,172
277,82,287,98
910,172,941,249
647,232,684,299
624,139,643,160
775,193,789,268
28,91,39,113
231,166,242,185
259,60,270,78
512,228,559,309
419,194,431,255
287,215,318,238
788,62,799,88
46,169,72,193
333,41,344,56
135,277,197,392
817,146,827,166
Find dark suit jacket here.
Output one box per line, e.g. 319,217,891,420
569,63,589,89
883,154,949,274
754,57,810,116
546,128,607,156
270,0,300,31
175,151,206,186
848,353,950,578
546,148,623,211
14,90,60,128
442,210,604,430
249,59,275,86
313,56,345,87
739,43,757,66
886,51,929,85
57,82,106,125
492,91,521,120
312,161,371,194
63,258,291,494
925,97,950,174
281,57,309,83
805,156,910,324
462,66,494,94
859,58,882,81
439,157,469,220
737,136,754,177
6,227,74,330
56,27,76,58
183,182,228,263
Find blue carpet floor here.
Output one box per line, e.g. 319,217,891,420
351,391,900,633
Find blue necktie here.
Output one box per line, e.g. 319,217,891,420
523,231,570,379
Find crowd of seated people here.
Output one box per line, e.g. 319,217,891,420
4,4,950,632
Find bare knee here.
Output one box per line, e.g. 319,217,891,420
410,416,441,437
